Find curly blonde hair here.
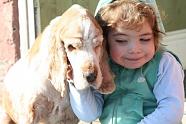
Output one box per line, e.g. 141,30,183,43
96,0,163,51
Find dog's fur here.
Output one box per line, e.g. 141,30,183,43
0,4,115,124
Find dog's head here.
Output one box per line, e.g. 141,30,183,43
29,4,115,95
59,5,104,90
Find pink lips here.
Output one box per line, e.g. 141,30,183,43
126,57,143,61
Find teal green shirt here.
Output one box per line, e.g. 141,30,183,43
100,51,162,124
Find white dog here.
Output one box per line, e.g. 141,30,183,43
0,4,115,124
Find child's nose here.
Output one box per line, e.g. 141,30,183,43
128,41,141,53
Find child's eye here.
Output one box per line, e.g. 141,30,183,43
140,38,151,42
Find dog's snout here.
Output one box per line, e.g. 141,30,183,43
86,72,97,83
82,60,98,83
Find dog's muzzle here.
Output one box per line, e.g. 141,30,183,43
85,72,97,83
81,60,98,84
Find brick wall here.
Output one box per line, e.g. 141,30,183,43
0,0,20,101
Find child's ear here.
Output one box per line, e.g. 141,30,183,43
98,40,116,94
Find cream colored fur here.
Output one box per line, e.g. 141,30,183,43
0,4,115,124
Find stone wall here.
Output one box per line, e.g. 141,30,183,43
0,0,20,102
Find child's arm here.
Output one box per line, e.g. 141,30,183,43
69,83,104,122
138,52,185,124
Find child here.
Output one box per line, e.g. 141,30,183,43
69,0,185,124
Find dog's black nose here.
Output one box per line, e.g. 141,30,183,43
86,73,97,83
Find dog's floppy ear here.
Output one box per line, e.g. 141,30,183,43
49,28,68,97
98,40,116,94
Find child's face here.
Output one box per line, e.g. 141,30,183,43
108,21,155,69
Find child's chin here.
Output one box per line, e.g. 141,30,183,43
124,64,144,69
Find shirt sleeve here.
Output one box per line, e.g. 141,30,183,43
138,52,185,124
69,83,104,122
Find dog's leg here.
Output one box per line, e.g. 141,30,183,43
0,106,15,124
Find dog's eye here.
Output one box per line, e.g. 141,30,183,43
68,44,76,51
